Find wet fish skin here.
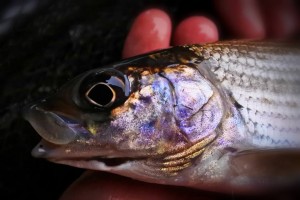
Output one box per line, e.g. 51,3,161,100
25,41,300,193
191,41,300,147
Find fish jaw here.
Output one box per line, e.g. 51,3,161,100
31,136,230,192
31,139,160,184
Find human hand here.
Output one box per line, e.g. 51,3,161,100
122,0,298,58
60,1,299,199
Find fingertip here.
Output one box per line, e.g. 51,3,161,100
260,0,298,39
122,8,171,58
173,16,219,45
214,0,266,39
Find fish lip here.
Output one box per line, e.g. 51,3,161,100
32,139,146,169
25,104,90,145
32,139,148,161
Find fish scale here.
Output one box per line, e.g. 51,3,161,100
193,41,300,147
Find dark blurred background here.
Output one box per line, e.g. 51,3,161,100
0,0,299,199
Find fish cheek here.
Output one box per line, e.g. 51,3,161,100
107,98,156,152
108,81,179,154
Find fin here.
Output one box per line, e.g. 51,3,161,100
230,149,300,186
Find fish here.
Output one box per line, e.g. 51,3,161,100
24,40,300,193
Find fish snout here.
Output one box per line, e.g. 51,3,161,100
24,104,80,145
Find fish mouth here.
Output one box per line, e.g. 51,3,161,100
88,157,143,167
32,139,146,171
24,104,89,145
52,156,145,174
62,155,146,168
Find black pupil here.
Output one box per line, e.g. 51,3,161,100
80,70,129,109
88,84,113,106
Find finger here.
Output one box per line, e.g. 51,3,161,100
259,0,298,39
214,0,265,39
173,16,219,45
59,171,219,200
122,9,171,58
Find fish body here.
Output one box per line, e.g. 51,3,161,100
25,41,300,193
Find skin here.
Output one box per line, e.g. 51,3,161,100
60,1,299,199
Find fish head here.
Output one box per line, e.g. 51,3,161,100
24,60,224,183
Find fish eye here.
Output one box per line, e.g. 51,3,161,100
79,69,130,109
85,83,116,107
